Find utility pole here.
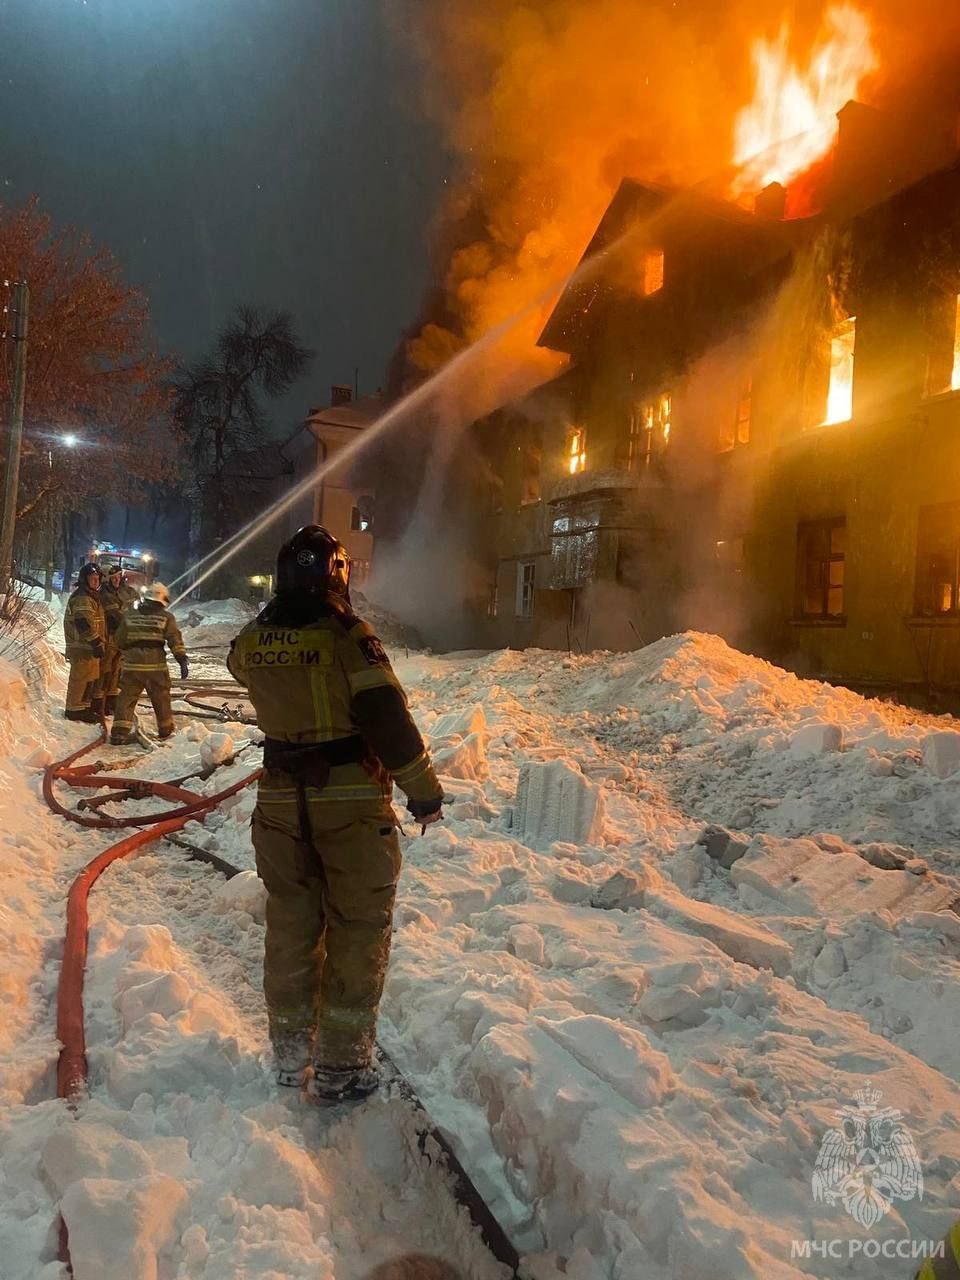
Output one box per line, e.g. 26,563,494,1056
0,281,29,597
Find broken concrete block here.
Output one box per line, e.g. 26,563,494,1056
922,731,960,779
513,760,605,850
789,723,844,755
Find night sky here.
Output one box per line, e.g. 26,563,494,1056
0,0,449,425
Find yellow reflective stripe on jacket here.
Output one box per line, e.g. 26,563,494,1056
391,751,431,786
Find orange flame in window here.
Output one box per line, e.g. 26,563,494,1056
733,5,878,198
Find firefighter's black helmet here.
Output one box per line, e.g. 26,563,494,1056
276,526,350,598
78,562,101,588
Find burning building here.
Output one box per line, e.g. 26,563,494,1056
458,97,960,698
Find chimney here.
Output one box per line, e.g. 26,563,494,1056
754,182,787,220
330,384,352,406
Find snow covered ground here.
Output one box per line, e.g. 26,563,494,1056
2,611,960,1279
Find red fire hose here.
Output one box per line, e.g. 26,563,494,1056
44,726,261,1272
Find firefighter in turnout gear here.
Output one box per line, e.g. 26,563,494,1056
110,582,188,744
99,564,138,715
63,563,106,722
228,526,443,1103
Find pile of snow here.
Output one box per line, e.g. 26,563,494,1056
5,625,960,1278
352,589,424,652
175,598,257,652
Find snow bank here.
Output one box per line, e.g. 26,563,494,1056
5,621,960,1279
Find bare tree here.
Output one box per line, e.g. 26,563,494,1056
171,306,312,550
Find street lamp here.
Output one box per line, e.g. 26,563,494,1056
62,433,78,448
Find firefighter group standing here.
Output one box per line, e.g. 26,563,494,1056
62,564,187,743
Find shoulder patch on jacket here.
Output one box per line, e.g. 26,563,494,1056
358,635,388,666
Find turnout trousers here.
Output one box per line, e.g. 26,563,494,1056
65,656,101,713
251,774,401,1071
99,642,122,699
111,668,174,741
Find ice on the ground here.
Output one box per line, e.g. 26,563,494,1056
511,759,606,849
789,721,844,754
200,732,234,768
59,1174,188,1280
922,729,960,778
212,870,267,920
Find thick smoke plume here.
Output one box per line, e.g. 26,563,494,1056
392,0,960,377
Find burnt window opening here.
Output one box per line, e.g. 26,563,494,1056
719,378,752,452
925,291,960,397
626,393,671,471
551,501,601,589
823,315,856,426
567,427,587,475
520,438,542,504
643,249,664,296
915,502,960,615
796,519,846,620
515,560,536,619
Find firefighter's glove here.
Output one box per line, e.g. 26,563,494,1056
106,613,121,634
407,796,443,822
89,638,105,658
177,657,190,680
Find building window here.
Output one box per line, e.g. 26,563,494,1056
567,427,586,475
796,519,846,619
487,580,499,619
551,502,601,589
915,502,960,615
643,249,664,296
925,293,960,396
515,560,536,618
351,559,371,586
627,393,671,469
720,378,752,451
520,440,542,504
350,506,361,531
823,315,856,425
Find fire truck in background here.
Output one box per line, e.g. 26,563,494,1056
85,541,159,590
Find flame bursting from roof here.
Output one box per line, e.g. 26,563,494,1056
733,5,878,197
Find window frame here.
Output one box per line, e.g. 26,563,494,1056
795,518,847,622
566,427,586,476
515,560,536,619
550,501,601,589
915,501,960,617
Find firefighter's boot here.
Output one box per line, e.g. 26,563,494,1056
64,708,100,724
307,1062,380,1105
273,1034,313,1089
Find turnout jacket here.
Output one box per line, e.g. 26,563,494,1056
227,593,442,815
100,579,138,635
63,585,106,660
114,600,186,673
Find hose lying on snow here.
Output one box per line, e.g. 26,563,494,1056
44,721,261,1274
